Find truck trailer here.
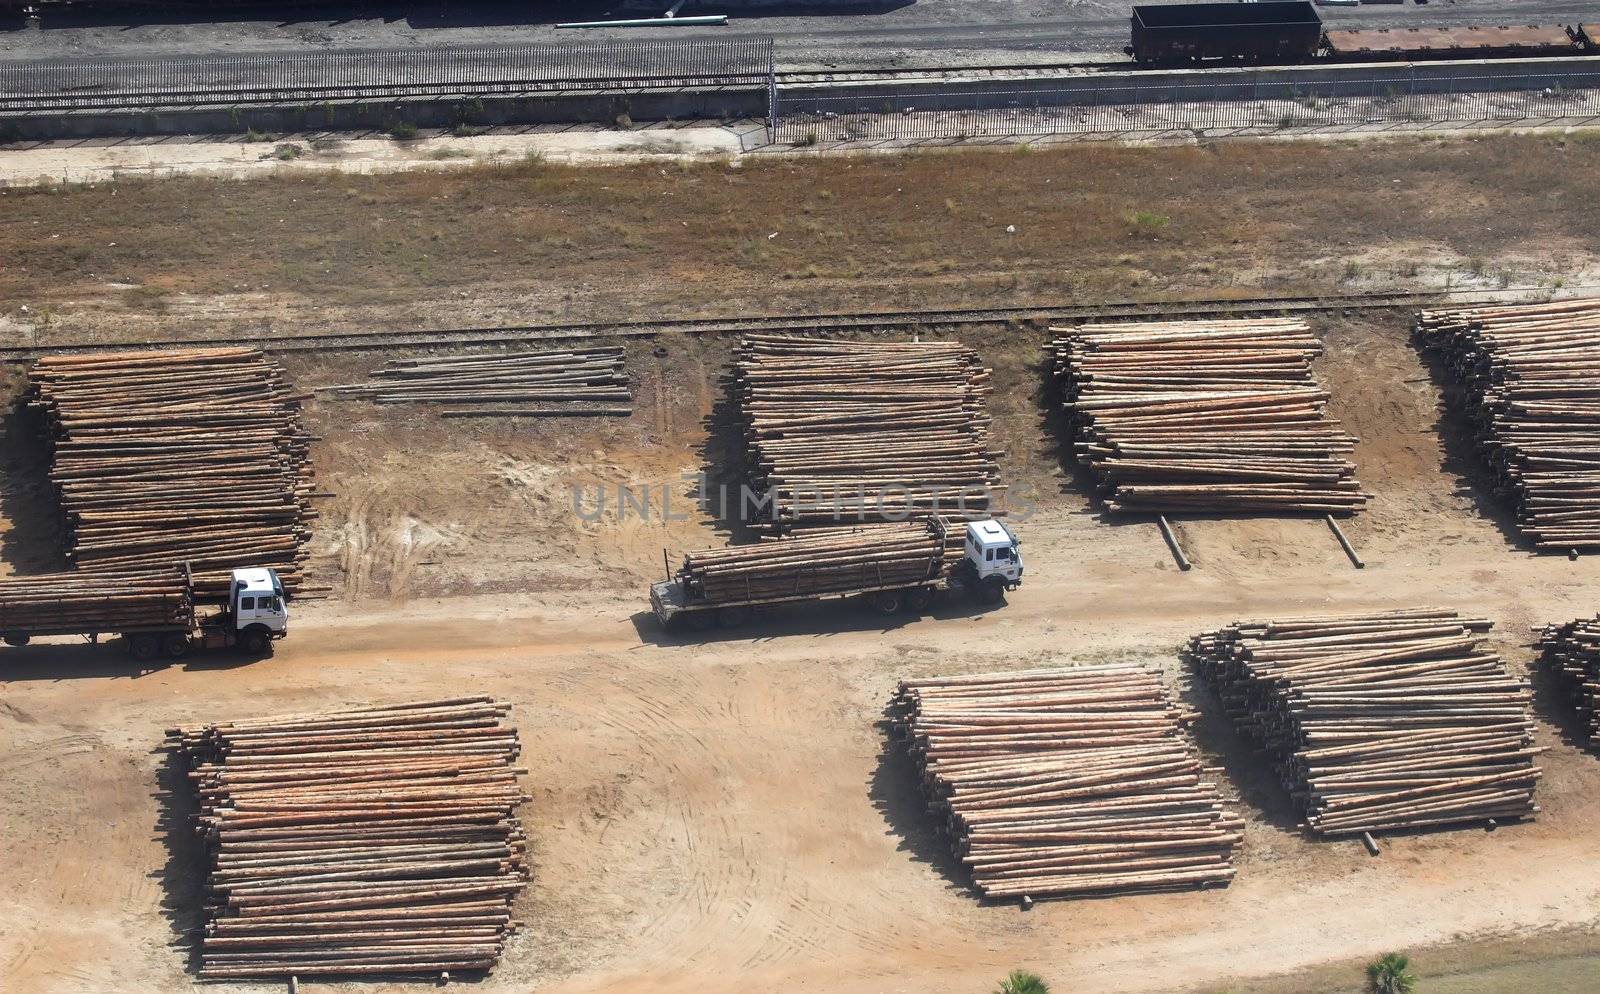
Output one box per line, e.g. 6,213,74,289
651,517,1023,631
0,566,289,660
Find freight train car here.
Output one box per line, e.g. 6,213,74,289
1128,1,1325,64
1324,25,1587,61
1129,3,1599,65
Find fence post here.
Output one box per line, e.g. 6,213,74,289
766,39,778,146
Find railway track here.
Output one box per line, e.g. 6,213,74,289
0,62,1114,115
7,50,1596,118
3,287,1588,362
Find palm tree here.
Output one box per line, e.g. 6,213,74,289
995,969,1050,994
1367,952,1416,994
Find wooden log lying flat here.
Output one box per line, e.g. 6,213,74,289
25,348,320,599
440,407,633,419
324,347,633,418
675,519,955,605
0,566,193,634
1416,299,1600,551
1050,318,1370,516
1187,610,1541,837
890,665,1241,900
735,335,1002,533
1537,615,1600,745
164,697,530,980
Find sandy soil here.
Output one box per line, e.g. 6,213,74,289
5,122,1597,190
0,127,757,187
5,313,1600,993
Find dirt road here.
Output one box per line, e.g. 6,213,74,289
5,532,1600,994
5,313,1600,992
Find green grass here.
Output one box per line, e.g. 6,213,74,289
1124,210,1171,237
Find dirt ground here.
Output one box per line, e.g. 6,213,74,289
6,308,1600,993
5,134,1600,354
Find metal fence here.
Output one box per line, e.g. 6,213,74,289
772,71,1600,143
0,38,776,110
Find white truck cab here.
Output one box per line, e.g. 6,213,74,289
955,519,1023,603
229,568,289,648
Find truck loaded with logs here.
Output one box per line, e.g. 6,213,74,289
650,517,1023,631
0,565,289,661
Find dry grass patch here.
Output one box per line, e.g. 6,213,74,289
1,136,1597,320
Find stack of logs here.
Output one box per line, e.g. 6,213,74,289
1051,318,1370,515
1187,609,1542,836
25,348,318,599
165,697,530,981
677,520,953,604
891,665,1242,899
1537,615,1600,745
735,335,1003,532
1416,298,1600,550
323,346,632,418
0,567,192,637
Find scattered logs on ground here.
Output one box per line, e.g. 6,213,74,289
677,519,953,605
1187,609,1542,836
165,697,530,981
890,665,1242,899
1050,318,1370,515
735,335,1003,532
324,347,632,417
24,348,319,599
0,567,192,637
1415,298,1600,550
1537,615,1600,745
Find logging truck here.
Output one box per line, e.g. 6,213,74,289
0,566,289,661
651,517,1023,631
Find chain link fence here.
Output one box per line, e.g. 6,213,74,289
773,71,1600,144
0,38,776,111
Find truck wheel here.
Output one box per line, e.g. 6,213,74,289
873,591,903,615
688,612,718,632
3,633,29,647
240,627,271,655
162,633,191,659
977,578,1007,605
904,587,935,613
717,606,750,628
128,634,159,662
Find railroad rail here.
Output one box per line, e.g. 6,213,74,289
4,287,1591,362
0,37,781,114
0,61,1115,116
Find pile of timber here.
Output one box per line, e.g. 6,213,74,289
1050,318,1370,515
0,567,192,637
1415,298,1600,550
1187,609,1542,836
164,697,530,981
1536,615,1600,745
25,348,318,599
677,519,952,605
323,347,632,417
735,335,1002,532
890,665,1242,899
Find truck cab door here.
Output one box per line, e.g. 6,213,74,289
236,593,288,633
